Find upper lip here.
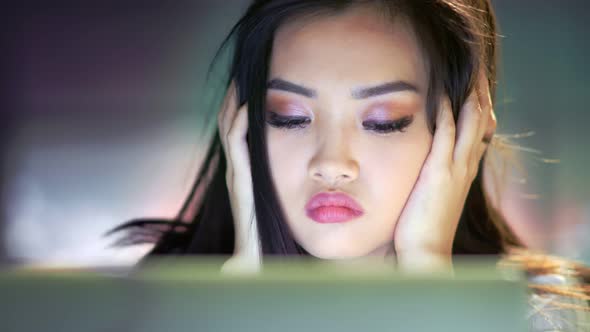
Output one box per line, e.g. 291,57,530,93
305,191,364,213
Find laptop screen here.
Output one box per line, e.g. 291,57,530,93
0,258,527,332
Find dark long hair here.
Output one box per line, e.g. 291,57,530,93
107,0,524,259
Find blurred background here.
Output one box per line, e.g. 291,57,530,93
2,0,589,266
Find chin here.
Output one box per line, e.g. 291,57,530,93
300,237,381,260
291,220,394,259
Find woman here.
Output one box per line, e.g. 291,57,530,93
109,0,589,329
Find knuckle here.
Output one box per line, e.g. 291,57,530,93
438,115,454,133
472,104,483,119
443,166,454,180
443,124,456,140
488,110,498,130
467,162,480,182
437,168,453,185
225,131,233,146
227,123,240,140
447,121,456,135
444,110,456,125
455,164,469,179
217,111,224,128
470,167,479,182
424,163,452,183
465,165,477,181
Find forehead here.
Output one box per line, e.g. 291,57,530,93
270,6,428,91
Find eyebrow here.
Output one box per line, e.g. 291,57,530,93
267,79,316,98
267,78,419,99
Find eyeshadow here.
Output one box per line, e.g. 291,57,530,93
266,95,311,117
364,96,422,115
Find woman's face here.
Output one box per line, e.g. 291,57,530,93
266,7,432,259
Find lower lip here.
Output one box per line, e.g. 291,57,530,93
306,206,363,223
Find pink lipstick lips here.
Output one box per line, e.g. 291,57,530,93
305,192,364,223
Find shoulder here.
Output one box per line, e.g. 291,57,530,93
527,273,590,332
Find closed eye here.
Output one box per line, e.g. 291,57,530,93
266,112,310,130
362,115,414,134
266,112,414,134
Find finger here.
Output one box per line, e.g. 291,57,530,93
476,69,493,144
475,138,489,167
453,86,482,164
478,72,497,145
227,103,252,190
218,81,239,191
474,70,496,165
217,81,230,133
218,81,239,146
430,96,455,166
474,129,493,171
484,109,497,142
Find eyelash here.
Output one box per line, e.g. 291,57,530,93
363,116,414,134
266,113,311,130
266,112,414,134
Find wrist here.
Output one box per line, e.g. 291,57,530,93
234,239,262,261
396,250,453,273
221,250,262,275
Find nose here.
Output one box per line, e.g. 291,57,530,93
308,131,359,187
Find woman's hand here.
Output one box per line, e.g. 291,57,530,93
393,71,497,271
217,81,262,275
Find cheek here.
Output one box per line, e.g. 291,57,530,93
266,132,308,192
362,128,432,220
369,145,426,197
